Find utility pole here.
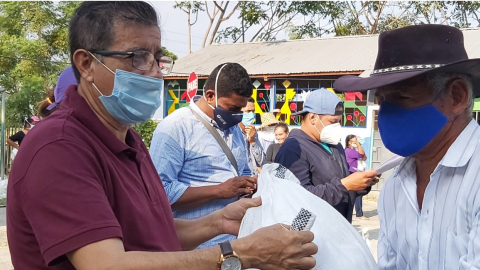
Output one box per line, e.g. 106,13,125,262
1,88,5,180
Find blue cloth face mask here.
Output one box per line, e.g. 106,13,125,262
378,101,447,157
242,112,256,126
204,64,243,130
91,53,163,125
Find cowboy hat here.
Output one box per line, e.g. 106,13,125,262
258,112,280,130
333,24,480,97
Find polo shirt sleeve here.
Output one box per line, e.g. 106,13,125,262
15,140,122,266
150,120,189,204
275,138,347,206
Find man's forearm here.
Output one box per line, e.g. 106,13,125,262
172,186,223,211
68,238,223,270
69,235,268,270
174,211,221,250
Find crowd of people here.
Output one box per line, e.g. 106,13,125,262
4,1,480,270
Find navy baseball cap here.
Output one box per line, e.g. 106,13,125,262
292,89,344,116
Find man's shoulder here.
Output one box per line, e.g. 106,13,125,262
156,107,196,130
23,113,87,147
281,134,304,149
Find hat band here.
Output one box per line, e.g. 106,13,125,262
371,64,445,75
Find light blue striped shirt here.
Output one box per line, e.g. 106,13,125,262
150,102,250,248
378,119,480,269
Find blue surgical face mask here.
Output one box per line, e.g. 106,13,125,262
242,112,256,126
204,64,243,130
90,53,163,125
378,101,447,157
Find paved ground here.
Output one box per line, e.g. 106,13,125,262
0,194,381,269
352,192,380,261
0,207,11,270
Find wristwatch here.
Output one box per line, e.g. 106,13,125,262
217,241,242,270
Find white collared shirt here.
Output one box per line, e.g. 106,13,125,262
378,119,480,270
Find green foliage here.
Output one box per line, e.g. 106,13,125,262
0,1,177,127
0,1,82,126
162,46,178,61
173,1,204,14
133,119,159,149
210,1,480,43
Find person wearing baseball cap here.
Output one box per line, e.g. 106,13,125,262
334,24,480,269
275,89,378,223
38,66,78,118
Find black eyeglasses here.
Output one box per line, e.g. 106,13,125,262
90,50,174,75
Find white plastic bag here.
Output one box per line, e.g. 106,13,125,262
238,163,377,270
10,148,18,162
0,178,8,206
357,159,367,171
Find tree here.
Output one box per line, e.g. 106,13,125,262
0,1,81,126
177,1,480,47
163,46,178,61
173,1,204,54
133,119,159,150
0,1,178,128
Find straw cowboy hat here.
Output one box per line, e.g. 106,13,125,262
333,24,480,97
258,112,280,130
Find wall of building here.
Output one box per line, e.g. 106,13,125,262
157,77,375,167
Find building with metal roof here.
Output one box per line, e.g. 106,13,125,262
166,27,480,80
157,27,480,190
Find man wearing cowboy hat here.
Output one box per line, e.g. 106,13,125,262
275,89,379,223
334,24,480,269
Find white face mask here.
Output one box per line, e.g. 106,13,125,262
313,116,342,145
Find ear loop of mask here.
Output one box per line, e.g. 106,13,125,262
88,52,116,97
311,114,326,142
204,64,228,109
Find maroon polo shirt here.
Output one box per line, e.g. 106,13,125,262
7,86,181,269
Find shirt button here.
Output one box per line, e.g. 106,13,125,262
419,252,426,261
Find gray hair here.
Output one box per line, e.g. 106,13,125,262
69,1,160,82
426,72,474,115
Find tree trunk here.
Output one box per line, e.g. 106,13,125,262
208,2,229,45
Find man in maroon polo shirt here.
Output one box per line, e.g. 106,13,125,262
6,2,317,270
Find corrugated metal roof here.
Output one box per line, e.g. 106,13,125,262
167,27,480,78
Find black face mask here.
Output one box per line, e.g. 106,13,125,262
205,63,243,130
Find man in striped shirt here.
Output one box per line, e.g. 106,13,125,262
334,24,480,269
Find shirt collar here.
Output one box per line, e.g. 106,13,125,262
439,119,480,168
189,101,219,128
62,85,137,154
394,119,480,178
